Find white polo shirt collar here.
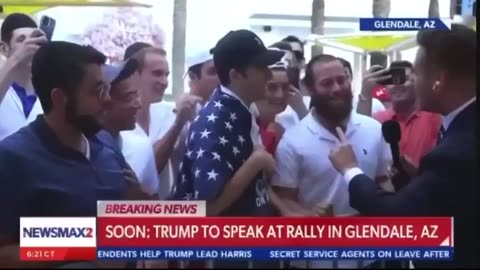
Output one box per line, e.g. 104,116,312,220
305,111,362,143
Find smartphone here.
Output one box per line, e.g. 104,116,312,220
287,67,300,89
39,15,56,41
370,66,406,85
382,67,406,85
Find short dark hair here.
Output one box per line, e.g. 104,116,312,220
337,57,352,77
217,64,247,86
416,24,476,77
131,47,166,72
31,41,107,113
1,13,37,43
282,35,303,47
282,36,305,61
124,42,152,60
111,59,139,89
304,54,339,88
269,41,293,52
390,60,413,70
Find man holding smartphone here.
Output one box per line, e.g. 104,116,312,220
269,42,309,135
0,13,47,141
373,61,442,173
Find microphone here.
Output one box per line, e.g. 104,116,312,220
382,120,408,191
382,120,401,169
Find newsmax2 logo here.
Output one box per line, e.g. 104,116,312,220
23,227,94,238
20,217,96,248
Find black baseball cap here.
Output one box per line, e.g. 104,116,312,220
213,30,285,74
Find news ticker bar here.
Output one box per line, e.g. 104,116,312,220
20,247,453,261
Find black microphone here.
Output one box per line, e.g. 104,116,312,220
382,120,401,169
382,120,408,191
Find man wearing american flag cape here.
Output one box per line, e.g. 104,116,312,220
171,30,285,217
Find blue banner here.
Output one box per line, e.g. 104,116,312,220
359,18,451,31
97,247,453,261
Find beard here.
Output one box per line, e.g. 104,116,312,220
66,97,103,137
310,89,353,124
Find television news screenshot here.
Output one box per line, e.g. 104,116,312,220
0,0,477,268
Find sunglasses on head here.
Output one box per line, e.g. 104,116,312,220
269,60,288,69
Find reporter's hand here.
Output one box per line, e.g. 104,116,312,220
174,94,202,125
386,165,399,180
328,127,358,174
312,202,334,216
400,155,418,177
360,65,391,97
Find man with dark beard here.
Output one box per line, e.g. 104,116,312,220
0,41,128,268
272,54,392,269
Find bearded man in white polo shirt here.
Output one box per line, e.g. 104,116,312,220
272,54,392,269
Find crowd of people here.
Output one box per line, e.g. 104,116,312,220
0,12,477,269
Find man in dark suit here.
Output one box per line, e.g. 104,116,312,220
328,24,477,268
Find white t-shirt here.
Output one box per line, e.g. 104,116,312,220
274,96,311,131
119,131,160,196
275,96,385,132
131,101,176,199
0,87,43,141
272,112,392,269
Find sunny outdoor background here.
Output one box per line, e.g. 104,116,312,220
0,0,476,100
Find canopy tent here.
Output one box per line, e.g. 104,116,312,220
306,32,417,55
306,20,476,54
0,0,151,15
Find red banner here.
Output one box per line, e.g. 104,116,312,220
97,217,453,247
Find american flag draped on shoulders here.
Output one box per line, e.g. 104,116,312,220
171,87,253,200
170,87,273,216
